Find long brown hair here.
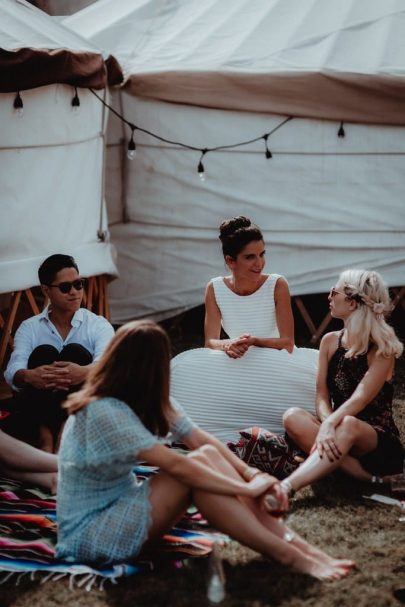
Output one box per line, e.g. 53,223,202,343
66,320,174,436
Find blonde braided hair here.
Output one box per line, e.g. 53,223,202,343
338,269,403,359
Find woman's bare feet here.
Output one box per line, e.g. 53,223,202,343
284,529,355,575
287,531,355,572
294,551,353,581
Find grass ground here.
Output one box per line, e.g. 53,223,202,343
2,311,404,607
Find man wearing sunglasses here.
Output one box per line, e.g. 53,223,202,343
4,254,114,453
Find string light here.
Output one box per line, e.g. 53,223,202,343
71,87,80,112
13,92,24,117
89,90,294,167
86,91,350,178
127,125,137,159
263,134,272,159
197,149,207,181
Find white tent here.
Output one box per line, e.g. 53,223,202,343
0,0,120,293
65,0,405,323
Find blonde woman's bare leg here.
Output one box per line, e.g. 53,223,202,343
285,416,377,492
283,408,320,452
283,408,373,482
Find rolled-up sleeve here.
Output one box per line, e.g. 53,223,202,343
169,397,198,442
91,317,115,361
4,321,33,389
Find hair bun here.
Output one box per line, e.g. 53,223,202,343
219,216,251,240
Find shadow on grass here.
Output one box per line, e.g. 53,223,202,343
103,557,318,607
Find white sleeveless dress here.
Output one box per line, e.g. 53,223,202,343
170,274,318,442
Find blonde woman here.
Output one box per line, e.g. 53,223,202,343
280,269,404,496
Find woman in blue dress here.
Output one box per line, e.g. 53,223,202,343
56,320,353,580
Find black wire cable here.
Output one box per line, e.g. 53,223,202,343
90,88,293,154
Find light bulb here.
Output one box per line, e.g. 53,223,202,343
198,159,205,181
127,133,136,160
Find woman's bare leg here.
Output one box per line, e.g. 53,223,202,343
193,485,349,580
145,447,350,579
197,446,354,574
0,430,58,471
283,408,320,453
146,472,191,541
0,466,57,493
283,408,373,482
286,416,377,492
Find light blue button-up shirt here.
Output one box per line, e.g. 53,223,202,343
4,306,115,390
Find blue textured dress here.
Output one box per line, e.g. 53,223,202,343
56,397,196,564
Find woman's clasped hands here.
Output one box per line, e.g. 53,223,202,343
224,333,255,358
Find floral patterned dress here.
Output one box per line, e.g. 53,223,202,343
327,331,403,475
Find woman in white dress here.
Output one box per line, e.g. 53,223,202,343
171,217,318,442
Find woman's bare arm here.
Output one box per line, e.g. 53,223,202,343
138,442,274,498
204,282,249,357
245,278,294,353
315,333,336,422
183,427,275,483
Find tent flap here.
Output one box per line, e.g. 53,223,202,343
0,48,107,92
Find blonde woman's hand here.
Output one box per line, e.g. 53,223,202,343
316,421,341,462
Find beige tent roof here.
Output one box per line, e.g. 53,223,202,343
65,0,405,125
0,0,122,92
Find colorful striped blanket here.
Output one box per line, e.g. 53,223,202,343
0,468,227,587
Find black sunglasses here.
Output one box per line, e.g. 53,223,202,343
47,278,86,294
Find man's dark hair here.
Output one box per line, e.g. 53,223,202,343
38,254,79,285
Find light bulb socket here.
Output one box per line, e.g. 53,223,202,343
71,88,80,108
338,122,345,138
13,92,23,110
127,134,136,159
263,134,272,159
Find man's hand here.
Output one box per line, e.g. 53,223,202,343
18,366,63,390
48,361,88,390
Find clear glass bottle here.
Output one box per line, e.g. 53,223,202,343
207,543,226,603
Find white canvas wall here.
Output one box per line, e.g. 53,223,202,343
107,93,405,323
0,84,117,293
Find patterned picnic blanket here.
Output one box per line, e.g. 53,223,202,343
0,467,227,587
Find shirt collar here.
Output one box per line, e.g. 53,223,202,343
40,305,84,327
